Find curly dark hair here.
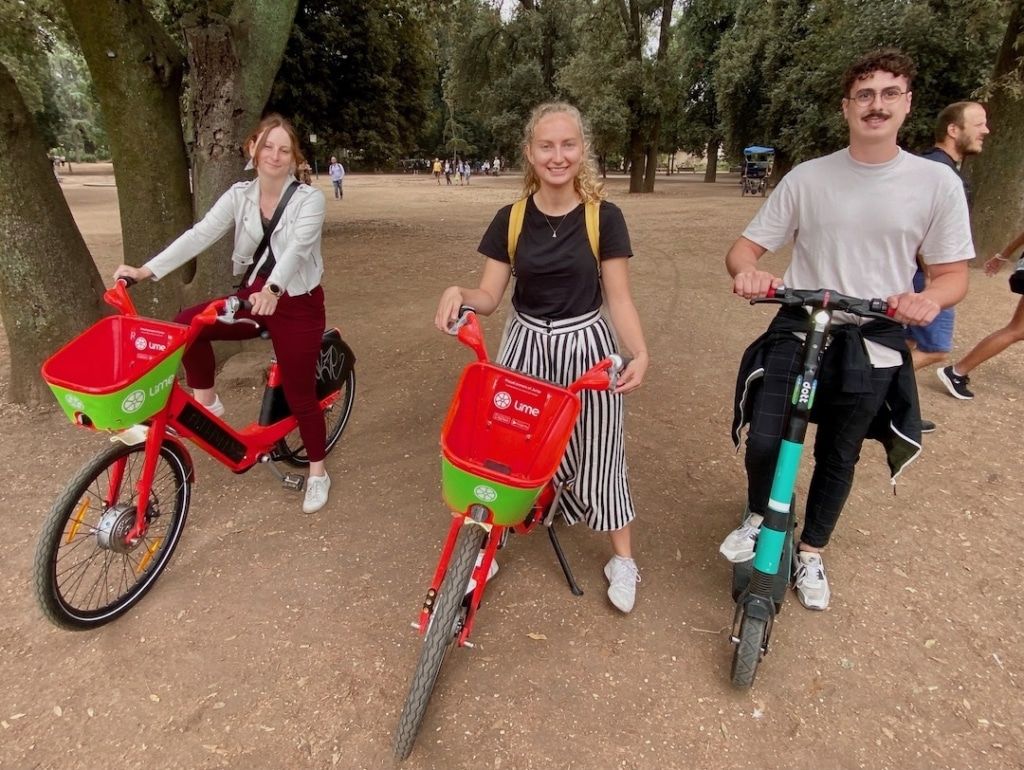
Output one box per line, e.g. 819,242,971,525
841,48,917,97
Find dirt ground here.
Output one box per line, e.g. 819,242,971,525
1,164,1022,770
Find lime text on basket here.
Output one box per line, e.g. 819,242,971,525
149,373,175,397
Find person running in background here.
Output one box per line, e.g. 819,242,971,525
938,228,1024,400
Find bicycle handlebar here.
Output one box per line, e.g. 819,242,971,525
449,307,628,392
752,286,897,323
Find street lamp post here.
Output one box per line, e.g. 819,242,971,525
309,133,319,178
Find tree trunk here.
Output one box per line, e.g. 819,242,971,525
63,0,193,317
0,64,106,405
181,0,299,306
627,125,646,193
642,117,661,192
704,136,720,183
968,4,1024,257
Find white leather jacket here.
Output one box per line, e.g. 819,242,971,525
145,177,325,296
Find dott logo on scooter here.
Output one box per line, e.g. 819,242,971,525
793,376,816,408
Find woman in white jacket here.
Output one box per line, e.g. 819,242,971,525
114,114,332,514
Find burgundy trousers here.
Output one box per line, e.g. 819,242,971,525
174,278,328,462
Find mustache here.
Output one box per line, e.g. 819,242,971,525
863,110,890,120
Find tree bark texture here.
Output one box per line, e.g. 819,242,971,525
968,4,1024,257
704,136,720,183
63,0,193,316
181,0,298,306
0,64,106,405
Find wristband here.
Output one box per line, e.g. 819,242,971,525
993,253,1008,262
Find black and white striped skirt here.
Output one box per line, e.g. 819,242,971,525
497,309,636,532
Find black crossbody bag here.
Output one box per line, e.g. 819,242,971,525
235,180,300,289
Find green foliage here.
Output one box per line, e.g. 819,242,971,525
268,0,436,168
712,0,1006,164
0,0,105,158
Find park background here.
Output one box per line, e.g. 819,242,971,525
2,1,1024,768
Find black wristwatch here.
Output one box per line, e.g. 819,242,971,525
267,283,283,297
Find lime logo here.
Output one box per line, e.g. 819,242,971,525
122,389,146,413
493,391,511,409
473,485,498,503
134,337,148,351
65,394,85,411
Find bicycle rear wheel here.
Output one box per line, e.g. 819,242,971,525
393,523,486,760
275,369,356,467
33,441,191,630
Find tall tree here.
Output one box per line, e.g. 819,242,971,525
269,0,435,169
611,0,676,193
0,62,106,405
968,3,1024,256
63,0,194,313
672,0,735,182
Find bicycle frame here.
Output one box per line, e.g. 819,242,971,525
96,282,344,544
416,312,619,647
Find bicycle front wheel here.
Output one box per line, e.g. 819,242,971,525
393,523,485,761
275,369,356,467
33,441,191,630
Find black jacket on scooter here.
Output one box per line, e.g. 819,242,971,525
731,306,923,486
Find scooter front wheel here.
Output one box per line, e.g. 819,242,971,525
730,613,767,688
393,523,486,760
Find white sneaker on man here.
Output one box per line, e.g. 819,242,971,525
719,512,764,563
302,473,331,514
604,556,641,613
794,551,831,610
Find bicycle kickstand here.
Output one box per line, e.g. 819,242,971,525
542,478,583,596
259,455,306,491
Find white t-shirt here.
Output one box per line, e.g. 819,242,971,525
743,148,973,366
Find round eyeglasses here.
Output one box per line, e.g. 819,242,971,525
848,87,909,107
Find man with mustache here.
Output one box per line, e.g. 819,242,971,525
719,49,973,610
909,102,989,430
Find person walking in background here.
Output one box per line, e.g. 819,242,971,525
938,228,1024,400
435,102,649,613
432,157,442,184
443,160,453,185
492,156,501,176
328,156,346,200
908,101,988,430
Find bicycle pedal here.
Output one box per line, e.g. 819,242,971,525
281,473,305,491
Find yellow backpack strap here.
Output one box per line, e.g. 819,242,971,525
507,198,528,273
584,199,601,274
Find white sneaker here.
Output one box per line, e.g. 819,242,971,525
719,512,763,563
302,473,331,514
201,395,225,417
604,556,640,613
794,551,830,610
465,553,499,594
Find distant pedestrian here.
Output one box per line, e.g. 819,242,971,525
444,160,453,186
328,156,345,200
462,160,471,186
492,156,501,176
432,158,442,185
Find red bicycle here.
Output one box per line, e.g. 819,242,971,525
34,280,356,629
392,310,625,760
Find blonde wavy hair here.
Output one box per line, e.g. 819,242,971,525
520,102,606,203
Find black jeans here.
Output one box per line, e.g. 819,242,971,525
745,333,898,548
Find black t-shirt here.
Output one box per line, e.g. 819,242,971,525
477,196,632,319
920,146,970,204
